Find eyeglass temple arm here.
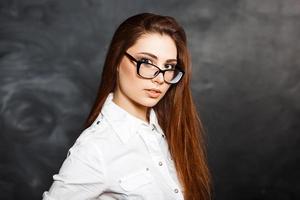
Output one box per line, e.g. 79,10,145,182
124,52,138,63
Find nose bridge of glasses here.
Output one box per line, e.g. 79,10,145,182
153,68,165,82
154,69,163,76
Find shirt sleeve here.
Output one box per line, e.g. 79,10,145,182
42,138,107,200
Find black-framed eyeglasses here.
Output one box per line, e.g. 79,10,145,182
124,52,185,84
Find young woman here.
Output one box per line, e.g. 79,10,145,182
43,13,211,200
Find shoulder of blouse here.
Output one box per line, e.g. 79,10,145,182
65,118,110,180
75,116,111,145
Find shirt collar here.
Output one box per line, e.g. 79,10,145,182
100,93,164,144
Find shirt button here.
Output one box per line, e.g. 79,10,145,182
158,161,163,166
96,121,100,124
174,188,179,193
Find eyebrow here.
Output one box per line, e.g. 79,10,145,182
137,52,177,63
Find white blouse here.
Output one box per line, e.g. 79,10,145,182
43,93,184,200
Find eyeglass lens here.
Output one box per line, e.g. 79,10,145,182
138,63,183,84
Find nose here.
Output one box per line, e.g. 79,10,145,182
152,71,164,84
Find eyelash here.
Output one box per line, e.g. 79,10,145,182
138,57,176,69
165,64,176,69
139,57,152,64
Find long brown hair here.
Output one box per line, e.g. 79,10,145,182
85,13,211,200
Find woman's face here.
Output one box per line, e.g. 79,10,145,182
114,33,177,111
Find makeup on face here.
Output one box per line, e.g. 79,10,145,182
113,33,177,121
135,52,178,70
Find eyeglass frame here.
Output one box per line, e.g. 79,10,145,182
124,52,185,84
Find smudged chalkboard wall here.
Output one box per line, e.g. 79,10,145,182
0,0,299,199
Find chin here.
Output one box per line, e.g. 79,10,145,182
139,97,161,108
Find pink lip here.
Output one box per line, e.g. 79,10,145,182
145,89,162,98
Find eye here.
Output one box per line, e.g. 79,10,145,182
139,57,153,64
164,64,176,70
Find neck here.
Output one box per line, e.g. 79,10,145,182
112,91,149,123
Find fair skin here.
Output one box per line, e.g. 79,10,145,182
113,33,177,123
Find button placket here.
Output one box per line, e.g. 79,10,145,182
139,130,184,200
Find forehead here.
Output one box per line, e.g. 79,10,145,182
127,33,177,60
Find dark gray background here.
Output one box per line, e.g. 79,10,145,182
0,0,299,199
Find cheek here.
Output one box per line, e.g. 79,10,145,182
119,64,131,79
118,61,140,87
162,85,171,95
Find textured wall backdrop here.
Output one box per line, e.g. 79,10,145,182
0,0,299,199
